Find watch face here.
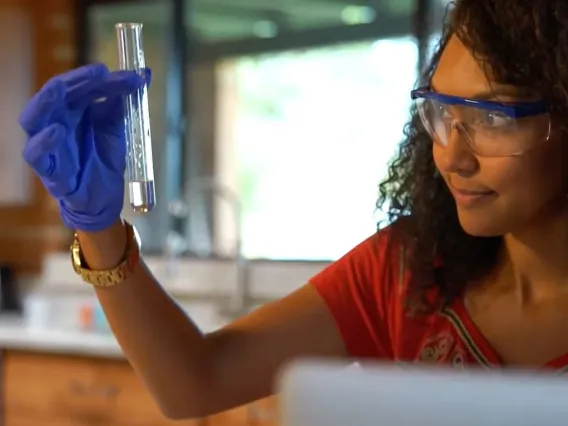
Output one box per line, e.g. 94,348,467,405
70,243,82,274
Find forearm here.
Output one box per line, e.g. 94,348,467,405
77,220,212,418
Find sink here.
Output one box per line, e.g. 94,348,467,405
180,300,263,330
180,301,228,332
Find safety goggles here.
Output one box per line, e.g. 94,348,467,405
410,88,550,157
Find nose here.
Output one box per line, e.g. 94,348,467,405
435,121,479,177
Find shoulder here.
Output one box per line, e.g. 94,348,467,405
314,218,410,286
312,220,412,315
348,218,411,279
307,219,420,359
313,221,406,283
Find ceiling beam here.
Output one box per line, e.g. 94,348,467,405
193,15,413,61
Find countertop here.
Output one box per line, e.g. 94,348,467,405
12,252,325,359
0,316,124,358
0,305,228,359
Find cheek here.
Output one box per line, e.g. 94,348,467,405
487,148,567,210
432,136,568,209
432,143,446,174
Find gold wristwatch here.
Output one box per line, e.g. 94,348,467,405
70,220,141,287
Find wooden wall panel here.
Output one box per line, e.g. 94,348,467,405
0,0,75,274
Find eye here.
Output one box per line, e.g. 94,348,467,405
429,100,451,120
478,111,513,127
440,105,452,120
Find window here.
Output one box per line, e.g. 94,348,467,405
87,2,175,253
81,0,447,260
216,37,418,260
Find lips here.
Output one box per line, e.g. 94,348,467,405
452,187,493,196
449,183,496,207
450,187,497,207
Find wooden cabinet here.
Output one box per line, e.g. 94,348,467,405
206,397,278,426
2,350,279,426
248,396,278,426
207,406,249,426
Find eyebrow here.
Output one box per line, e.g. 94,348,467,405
429,82,520,101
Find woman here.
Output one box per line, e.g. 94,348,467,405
18,0,568,420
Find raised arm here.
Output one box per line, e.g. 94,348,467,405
78,220,346,418
20,63,386,421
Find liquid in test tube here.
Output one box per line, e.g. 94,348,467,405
115,22,156,213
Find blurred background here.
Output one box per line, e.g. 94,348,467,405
1,0,450,273
0,1,452,424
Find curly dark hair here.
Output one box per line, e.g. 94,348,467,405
377,0,568,308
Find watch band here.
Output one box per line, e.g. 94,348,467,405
70,221,141,288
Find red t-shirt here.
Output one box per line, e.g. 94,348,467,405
310,225,568,371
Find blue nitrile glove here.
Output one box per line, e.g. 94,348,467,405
19,63,151,232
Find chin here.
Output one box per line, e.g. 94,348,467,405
455,209,509,237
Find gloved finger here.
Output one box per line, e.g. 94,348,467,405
144,68,152,88
66,70,145,109
19,64,109,136
89,96,127,172
89,94,126,137
55,63,109,88
22,123,68,177
19,80,64,136
20,65,145,138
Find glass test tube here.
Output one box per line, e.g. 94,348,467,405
115,22,156,213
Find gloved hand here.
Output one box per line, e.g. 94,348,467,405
19,63,150,232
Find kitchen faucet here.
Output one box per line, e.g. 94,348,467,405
168,177,250,319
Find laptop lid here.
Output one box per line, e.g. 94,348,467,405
277,359,568,426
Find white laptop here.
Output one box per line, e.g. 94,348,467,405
277,359,568,426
